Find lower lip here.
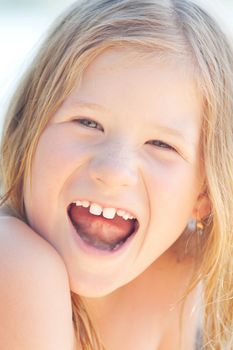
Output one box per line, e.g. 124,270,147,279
68,217,138,259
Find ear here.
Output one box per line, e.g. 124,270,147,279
192,191,212,222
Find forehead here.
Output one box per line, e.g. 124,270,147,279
79,47,197,82
63,47,202,126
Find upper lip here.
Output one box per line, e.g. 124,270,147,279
68,198,139,222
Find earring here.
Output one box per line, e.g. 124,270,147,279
196,220,204,235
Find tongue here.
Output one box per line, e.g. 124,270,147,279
69,205,134,245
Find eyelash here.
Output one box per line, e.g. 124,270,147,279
75,118,177,152
77,118,104,131
146,140,176,151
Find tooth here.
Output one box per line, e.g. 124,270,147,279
82,200,90,208
89,203,102,216
117,209,125,217
123,214,130,220
112,243,121,251
74,200,135,220
103,208,116,219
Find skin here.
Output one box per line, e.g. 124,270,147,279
24,48,208,300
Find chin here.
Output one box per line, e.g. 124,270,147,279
71,284,117,298
69,273,126,298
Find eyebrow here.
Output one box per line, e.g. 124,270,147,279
68,101,108,114
151,124,189,141
68,101,192,143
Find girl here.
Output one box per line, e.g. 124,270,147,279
0,0,233,349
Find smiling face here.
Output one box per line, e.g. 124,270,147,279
24,48,205,297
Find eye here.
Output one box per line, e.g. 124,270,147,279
146,140,177,152
74,118,104,131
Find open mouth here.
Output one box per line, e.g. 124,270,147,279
68,203,139,252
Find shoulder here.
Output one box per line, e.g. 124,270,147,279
0,212,69,286
0,211,65,265
0,212,76,350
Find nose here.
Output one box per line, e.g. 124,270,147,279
88,143,138,189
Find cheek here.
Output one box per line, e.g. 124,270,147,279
30,127,87,197
24,127,88,229
134,159,201,267
145,159,200,223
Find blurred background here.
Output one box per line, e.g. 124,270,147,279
0,0,233,134
0,0,75,133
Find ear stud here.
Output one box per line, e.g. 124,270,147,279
196,221,204,230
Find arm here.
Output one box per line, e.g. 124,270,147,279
0,216,77,350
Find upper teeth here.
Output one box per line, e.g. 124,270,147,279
72,200,135,221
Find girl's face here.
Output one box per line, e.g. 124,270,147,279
24,48,204,297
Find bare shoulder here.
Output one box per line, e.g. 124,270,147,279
0,211,70,287
0,211,66,268
0,212,76,350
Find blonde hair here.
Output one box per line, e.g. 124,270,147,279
1,0,233,348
